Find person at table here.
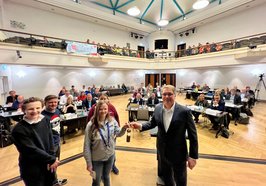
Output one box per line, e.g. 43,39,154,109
192,93,209,123
77,91,87,101
133,93,144,105
58,86,66,98
191,82,196,90
82,93,96,111
41,95,68,186
225,89,241,120
130,85,198,186
225,89,241,104
62,96,77,114
59,90,71,105
87,93,120,175
11,97,59,186
6,90,18,105
202,83,210,92
209,95,225,130
12,95,24,111
83,101,129,186
147,92,159,107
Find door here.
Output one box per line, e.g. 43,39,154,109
176,43,186,57
138,46,145,58
145,74,159,87
161,73,176,86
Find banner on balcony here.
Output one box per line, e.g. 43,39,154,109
66,42,97,55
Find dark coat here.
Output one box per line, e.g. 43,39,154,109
141,103,198,163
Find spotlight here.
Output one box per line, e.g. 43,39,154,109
16,50,22,58
185,32,189,36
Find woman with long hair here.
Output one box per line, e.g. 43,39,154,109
83,100,129,186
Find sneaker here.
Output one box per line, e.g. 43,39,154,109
112,165,119,175
53,179,68,186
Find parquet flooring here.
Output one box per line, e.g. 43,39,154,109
1,94,266,185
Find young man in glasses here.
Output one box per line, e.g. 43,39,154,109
131,85,198,186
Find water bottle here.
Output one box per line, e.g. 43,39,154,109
126,129,131,142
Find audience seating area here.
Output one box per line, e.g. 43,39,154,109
1,29,265,60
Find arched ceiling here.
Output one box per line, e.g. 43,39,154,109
8,0,266,35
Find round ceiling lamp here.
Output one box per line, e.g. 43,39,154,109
193,0,209,10
127,6,140,16
157,19,169,27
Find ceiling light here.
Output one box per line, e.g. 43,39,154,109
127,6,140,16
157,19,169,27
193,0,209,10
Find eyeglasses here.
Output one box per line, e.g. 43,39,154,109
162,93,174,97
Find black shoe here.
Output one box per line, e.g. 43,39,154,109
112,165,119,175
53,179,68,186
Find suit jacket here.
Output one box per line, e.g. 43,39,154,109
225,94,241,105
210,100,225,111
82,98,97,110
141,103,198,163
133,98,144,105
147,97,159,106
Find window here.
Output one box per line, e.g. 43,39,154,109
155,39,168,50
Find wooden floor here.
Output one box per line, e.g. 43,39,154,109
1,94,266,185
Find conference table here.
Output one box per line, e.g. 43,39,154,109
187,105,229,138
60,113,87,144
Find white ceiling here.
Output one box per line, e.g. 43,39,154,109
10,0,266,35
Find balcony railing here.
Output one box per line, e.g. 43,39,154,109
0,28,266,61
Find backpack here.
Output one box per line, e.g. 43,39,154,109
238,113,250,124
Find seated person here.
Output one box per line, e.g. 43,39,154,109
59,90,71,105
62,96,77,114
133,93,144,105
77,91,86,101
209,95,225,130
191,82,196,90
225,89,241,120
12,95,24,111
202,84,210,92
192,94,209,123
82,93,96,111
6,90,18,105
58,86,66,98
99,85,106,92
245,86,255,108
147,93,159,107
225,89,241,104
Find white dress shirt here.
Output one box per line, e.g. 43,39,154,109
163,103,175,132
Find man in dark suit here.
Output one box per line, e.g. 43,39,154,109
131,85,198,186
147,92,159,106
6,90,18,105
82,93,96,111
225,89,241,120
133,93,144,105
